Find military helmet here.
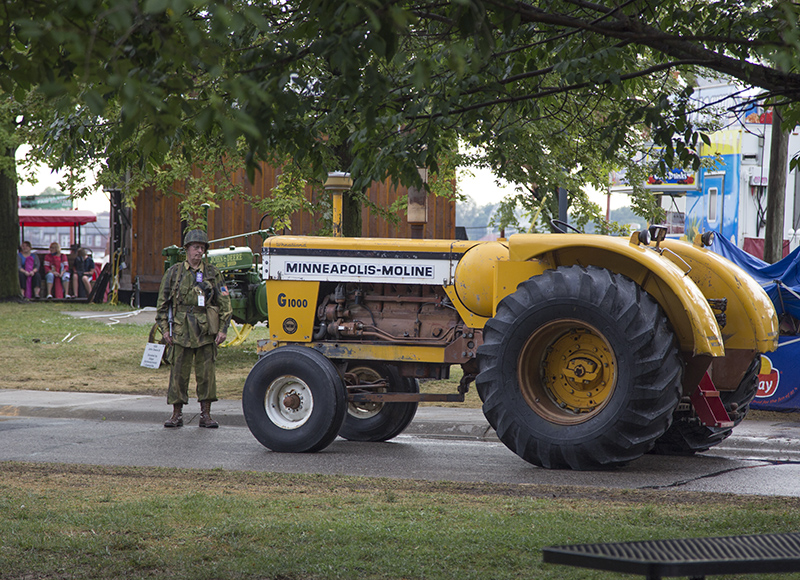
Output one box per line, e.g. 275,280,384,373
183,229,209,248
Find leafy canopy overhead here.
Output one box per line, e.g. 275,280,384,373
2,0,799,211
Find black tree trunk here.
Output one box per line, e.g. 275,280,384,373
0,146,20,300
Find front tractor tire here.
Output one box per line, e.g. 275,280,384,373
339,362,419,442
242,346,347,453
476,265,683,470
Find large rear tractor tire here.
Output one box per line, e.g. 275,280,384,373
242,346,347,453
339,362,419,442
476,265,683,470
652,355,761,455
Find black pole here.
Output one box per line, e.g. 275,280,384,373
558,187,568,223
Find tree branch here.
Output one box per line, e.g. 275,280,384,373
483,0,800,99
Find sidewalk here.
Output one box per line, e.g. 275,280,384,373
3,389,800,460
0,389,497,441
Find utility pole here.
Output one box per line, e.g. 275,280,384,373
764,106,789,264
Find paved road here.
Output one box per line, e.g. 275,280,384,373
3,389,800,496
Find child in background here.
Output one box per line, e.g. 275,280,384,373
72,247,95,297
44,242,70,299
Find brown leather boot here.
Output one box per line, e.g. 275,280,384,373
164,404,183,428
199,400,219,428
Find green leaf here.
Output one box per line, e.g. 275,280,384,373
82,90,106,115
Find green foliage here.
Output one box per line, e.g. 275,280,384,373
2,0,800,228
254,160,315,232
120,140,250,230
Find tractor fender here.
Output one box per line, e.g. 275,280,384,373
660,239,778,354
502,233,724,358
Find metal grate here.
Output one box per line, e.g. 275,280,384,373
543,533,800,579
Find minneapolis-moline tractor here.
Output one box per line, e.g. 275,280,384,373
241,224,778,470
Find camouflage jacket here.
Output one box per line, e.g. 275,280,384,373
155,260,233,348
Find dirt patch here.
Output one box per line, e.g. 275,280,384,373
748,410,800,423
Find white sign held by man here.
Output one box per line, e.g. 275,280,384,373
141,342,166,369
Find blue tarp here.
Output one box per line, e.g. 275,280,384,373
710,233,800,321
709,234,800,411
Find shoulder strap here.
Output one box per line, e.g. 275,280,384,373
172,264,187,299
162,263,185,306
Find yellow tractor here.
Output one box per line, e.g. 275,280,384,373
241,224,778,469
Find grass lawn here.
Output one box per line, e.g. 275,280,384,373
4,462,800,580
0,301,265,399
0,300,478,405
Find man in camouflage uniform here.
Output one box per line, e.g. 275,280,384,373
156,229,232,428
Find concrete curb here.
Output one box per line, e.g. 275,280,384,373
0,393,246,429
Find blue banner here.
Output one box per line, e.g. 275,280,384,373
752,335,800,411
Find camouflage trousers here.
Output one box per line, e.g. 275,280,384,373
167,343,218,405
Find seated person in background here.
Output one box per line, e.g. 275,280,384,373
18,241,41,299
72,247,95,297
44,242,71,299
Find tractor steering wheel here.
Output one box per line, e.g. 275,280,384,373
550,219,583,234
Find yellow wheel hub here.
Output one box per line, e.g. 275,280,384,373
518,320,617,425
